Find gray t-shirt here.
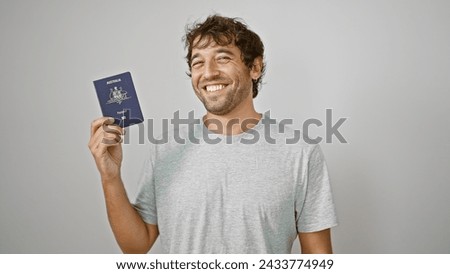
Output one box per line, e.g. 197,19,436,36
133,114,338,253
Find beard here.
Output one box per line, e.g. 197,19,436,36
202,92,242,115
196,78,253,116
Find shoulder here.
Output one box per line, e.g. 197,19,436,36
257,112,330,161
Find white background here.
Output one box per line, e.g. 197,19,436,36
0,0,449,253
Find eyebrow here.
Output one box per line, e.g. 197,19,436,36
191,47,236,62
215,48,235,55
191,53,200,62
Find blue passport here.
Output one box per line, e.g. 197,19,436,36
93,72,144,127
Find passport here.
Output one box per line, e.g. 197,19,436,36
93,72,144,127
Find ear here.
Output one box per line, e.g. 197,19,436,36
250,56,263,80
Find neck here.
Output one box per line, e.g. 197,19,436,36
203,103,261,136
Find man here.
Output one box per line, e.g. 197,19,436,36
88,15,337,253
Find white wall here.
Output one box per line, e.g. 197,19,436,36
0,0,449,253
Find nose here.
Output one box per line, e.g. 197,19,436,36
203,60,220,79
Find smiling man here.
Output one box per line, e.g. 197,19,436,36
89,15,338,254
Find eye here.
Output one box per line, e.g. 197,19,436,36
191,60,204,69
216,55,231,64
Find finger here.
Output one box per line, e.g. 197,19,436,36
88,121,110,149
98,135,123,149
89,129,107,152
102,123,125,136
102,131,122,144
101,137,122,145
89,125,120,151
91,132,122,156
89,118,124,149
90,117,115,137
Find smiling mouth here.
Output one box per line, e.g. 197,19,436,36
204,84,227,92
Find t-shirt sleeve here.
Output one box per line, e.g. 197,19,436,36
133,144,158,225
295,144,338,233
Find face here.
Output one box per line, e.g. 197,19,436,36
190,38,260,116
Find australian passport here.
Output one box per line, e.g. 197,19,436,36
93,72,144,127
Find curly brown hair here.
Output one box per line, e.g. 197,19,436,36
183,14,266,98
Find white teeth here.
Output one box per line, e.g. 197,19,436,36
206,84,225,92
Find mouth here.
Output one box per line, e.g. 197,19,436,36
203,84,228,93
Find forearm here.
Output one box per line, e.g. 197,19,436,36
102,176,155,253
299,229,333,254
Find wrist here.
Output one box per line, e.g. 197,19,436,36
101,173,122,186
